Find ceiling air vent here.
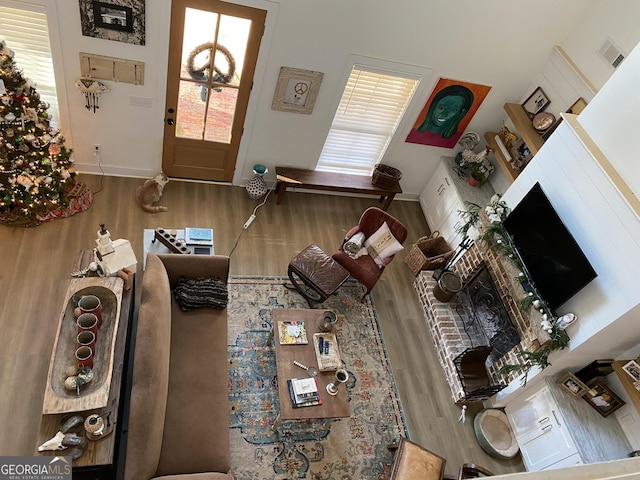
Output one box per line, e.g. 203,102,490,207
598,38,625,69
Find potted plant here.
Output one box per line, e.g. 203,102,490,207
467,166,486,186
460,146,494,187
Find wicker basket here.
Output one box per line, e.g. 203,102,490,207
404,232,455,276
371,164,402,189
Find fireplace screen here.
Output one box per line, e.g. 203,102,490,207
453,266,520,363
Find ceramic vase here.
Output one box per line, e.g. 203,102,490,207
246,164,268,200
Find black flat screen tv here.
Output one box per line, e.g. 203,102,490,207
502,182,597,312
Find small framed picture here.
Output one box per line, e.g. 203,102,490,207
92,1,134,33
522,87,550,118
583,380,625,417
271,67,324,114
566,97,588,115
508,139,532,169
558,372,588,399
622,360,640,382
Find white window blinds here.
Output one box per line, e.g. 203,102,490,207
316,65,419,176
0,5,59,128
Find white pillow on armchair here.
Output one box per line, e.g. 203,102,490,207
364,221,404,267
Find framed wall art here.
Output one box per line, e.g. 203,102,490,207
79,0,145,45
621,360,640,382
582,380,625,417
522,87,550,118
557,372,588,399
566,97,588,115
271,67,324,115
405,78,491,149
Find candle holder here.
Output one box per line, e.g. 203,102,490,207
319,311,337,332
326,368,349,396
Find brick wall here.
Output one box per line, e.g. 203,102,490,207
414,237,545,403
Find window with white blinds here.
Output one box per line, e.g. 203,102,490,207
0,5,59,128
316,64,420,176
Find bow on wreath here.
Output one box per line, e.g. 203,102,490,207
75,78,110,113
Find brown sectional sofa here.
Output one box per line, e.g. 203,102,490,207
124,253,233,480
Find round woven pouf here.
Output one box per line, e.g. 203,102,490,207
473,408,519,460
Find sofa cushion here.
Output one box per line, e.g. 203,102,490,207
155,300,231,476
173,276,228,311
125,253,173,480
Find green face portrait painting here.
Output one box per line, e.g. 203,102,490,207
406,78,491,149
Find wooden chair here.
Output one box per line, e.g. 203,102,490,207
389,437,446,480
458,463,494,479
332,207,407,298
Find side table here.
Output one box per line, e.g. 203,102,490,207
35,250,135,480
142,228,215,269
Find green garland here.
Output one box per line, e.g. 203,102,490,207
458,198,570,384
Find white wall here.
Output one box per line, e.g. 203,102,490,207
30,0,598,198
562,0,640,91
497,117,640,384
11,1,639,199
578,42,640,204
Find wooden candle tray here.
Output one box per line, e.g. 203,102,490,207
42,276,123,414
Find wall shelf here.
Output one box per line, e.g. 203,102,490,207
485,131,520,182
613,360,640,415
485,103,546,183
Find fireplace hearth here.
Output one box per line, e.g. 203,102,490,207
414,224,554,403
453,266,520,363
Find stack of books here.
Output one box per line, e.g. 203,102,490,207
287,377,322,408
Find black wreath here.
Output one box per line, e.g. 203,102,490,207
186,42,236,84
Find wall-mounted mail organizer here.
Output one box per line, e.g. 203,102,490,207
79,52,145,85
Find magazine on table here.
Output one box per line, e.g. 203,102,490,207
278,320,308,344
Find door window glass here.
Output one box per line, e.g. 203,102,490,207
177,7,250,142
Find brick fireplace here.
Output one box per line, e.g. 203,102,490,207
414,234,552,403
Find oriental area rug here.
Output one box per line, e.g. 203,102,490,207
227,277,408,480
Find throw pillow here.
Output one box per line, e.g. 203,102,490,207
364,221,404,267
173,276,228,311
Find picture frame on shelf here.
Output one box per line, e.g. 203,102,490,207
566,97,588,115
508,139,532,169
522,87,550,118
271,67,324,115
621,360,640,382
582,380,625,417
558,372,588,399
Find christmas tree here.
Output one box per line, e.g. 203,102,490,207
0,41,89,227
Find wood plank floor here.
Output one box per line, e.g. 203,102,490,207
0,174,524,477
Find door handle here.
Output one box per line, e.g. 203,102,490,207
552,410,561,426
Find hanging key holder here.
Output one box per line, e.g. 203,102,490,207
75,78,110,114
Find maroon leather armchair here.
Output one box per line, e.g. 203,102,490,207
332,207,407,297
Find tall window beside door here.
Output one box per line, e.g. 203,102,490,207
316,59,424,176
0,5,59,128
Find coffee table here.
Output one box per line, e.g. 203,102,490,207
271,309,350,430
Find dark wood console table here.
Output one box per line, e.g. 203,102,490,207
275,166,401,210
35,250,135,480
